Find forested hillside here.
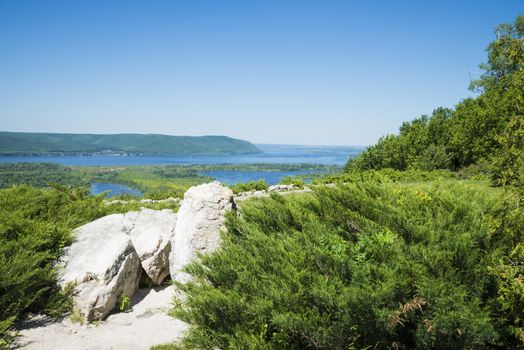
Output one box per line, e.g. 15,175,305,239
347,15,524,187
0,132,261,155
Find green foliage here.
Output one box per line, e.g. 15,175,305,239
455,160,492,181
144,190,185,200
314,168,456,186
411,143,452,171
490,116,524,187
486,154,524,347
489,244,524,344
347,108,454,171
230,179,269,194
0,163,89,188
70,308,84,325
348,15,524,177
279,176,306,188
172,178,510,349
118,294,131,312
470,15,524,92
103,201,180,213
0,132,261,155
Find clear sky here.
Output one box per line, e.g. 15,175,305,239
0,1,522,146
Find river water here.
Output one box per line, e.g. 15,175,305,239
0,144,362,166
0,144,364,196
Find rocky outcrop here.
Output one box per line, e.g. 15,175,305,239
59,208,177,321
268,184,298,191
124,208,177,284
58,181,236,321
59,215,142,322
169,182,235,283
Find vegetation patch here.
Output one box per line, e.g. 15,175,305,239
170,177,518,349
230,179,269,194
347,15,524,188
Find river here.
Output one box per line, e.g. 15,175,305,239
0,144,364,197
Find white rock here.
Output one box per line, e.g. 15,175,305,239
169,182,235,283
58,208,178,321
124,208,177,285
59,214,142,322
269,184,296,191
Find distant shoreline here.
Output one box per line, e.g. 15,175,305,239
0,132,262,156
0,151,263,157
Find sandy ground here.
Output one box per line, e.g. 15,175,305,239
12,285,188,350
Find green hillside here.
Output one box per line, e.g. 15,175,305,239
0,132,261,156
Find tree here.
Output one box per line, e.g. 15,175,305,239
348,15,524,175
471,15,524,92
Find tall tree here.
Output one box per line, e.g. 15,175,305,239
471,15,524,92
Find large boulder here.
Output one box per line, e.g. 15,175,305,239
59,214,142,322
169,182,235,283
124,208,177,285
59,208,178,321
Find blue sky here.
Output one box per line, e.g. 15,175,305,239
0,1,522,145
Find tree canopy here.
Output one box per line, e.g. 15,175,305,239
348,15,524,185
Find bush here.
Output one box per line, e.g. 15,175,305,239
172,179,507,349
313,169,456,186
230,179,269,194
279,176,306,189
144,189,185,200
490,116,524,187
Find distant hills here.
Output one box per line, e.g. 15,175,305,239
0,132,261,156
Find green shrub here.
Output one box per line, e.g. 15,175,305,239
279,176,306,189
172,179,507,349
103,201,180,214
144,189,185,200
313,169,456,186
118,294,131,312
230,179,269,194
490,115,524,187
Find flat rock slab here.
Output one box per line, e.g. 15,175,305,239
13,286,188,350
